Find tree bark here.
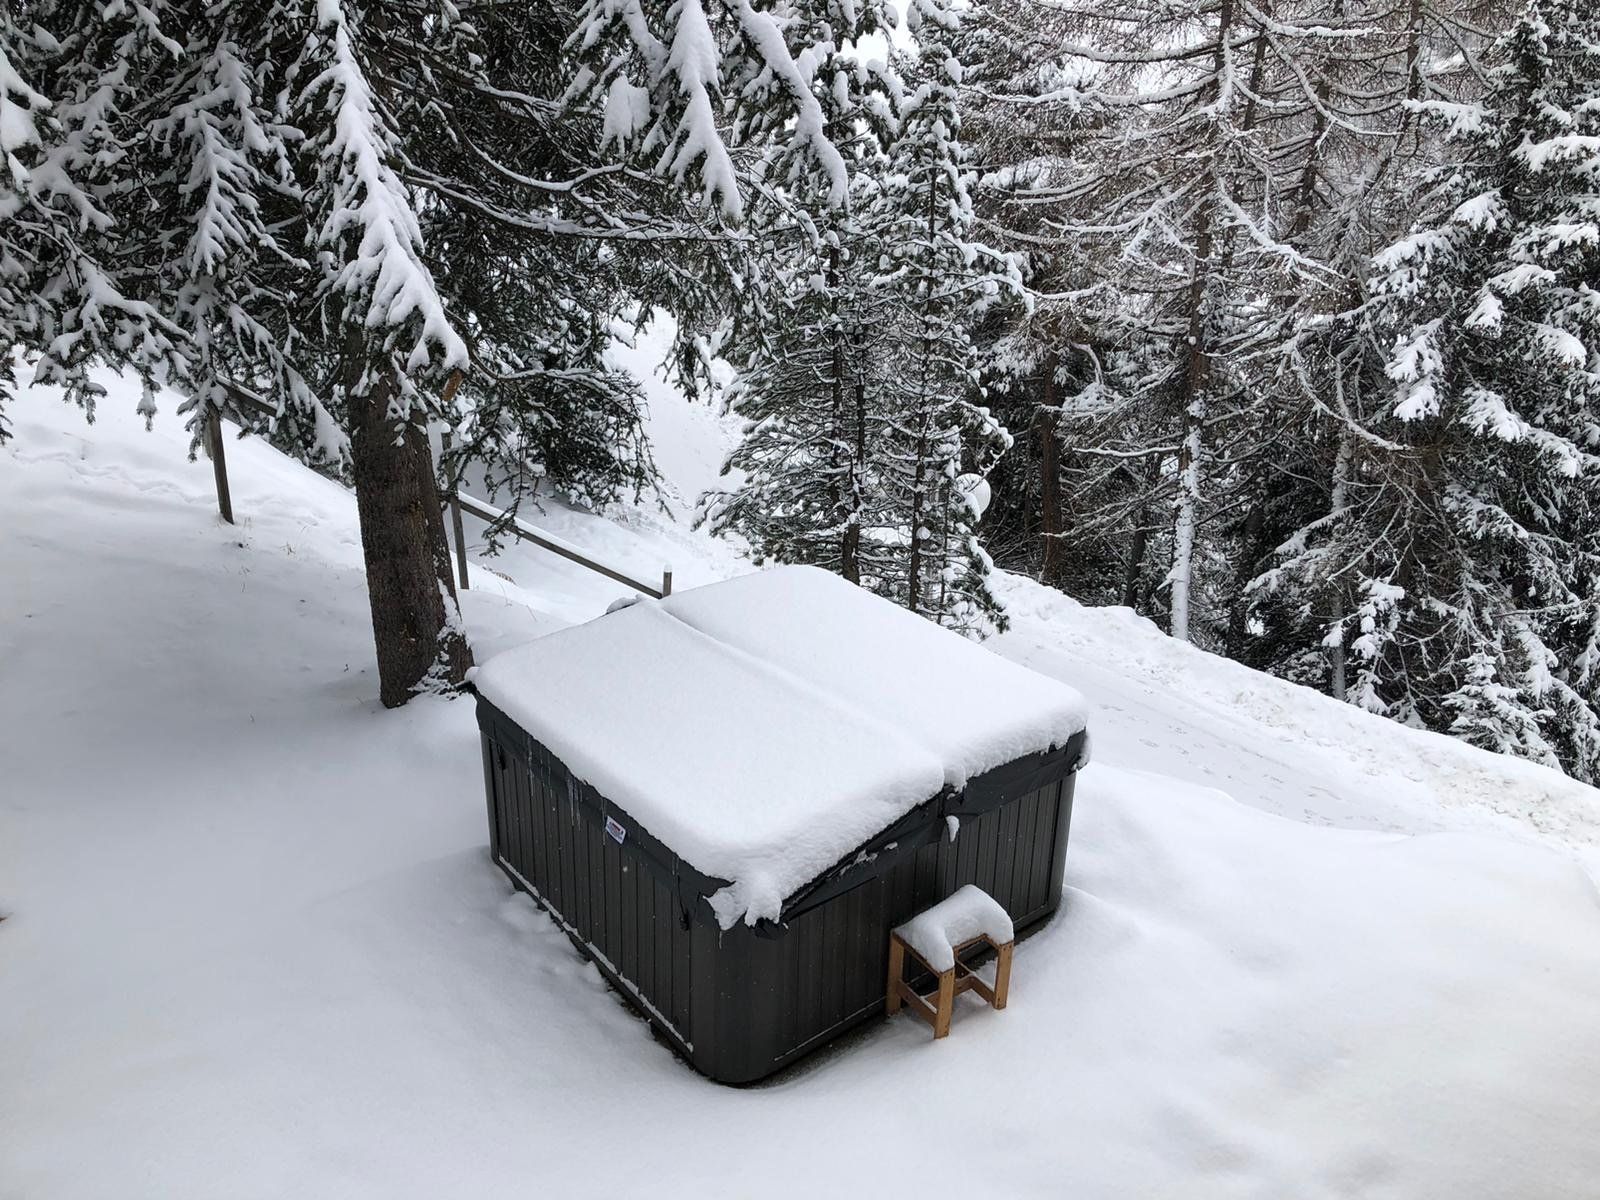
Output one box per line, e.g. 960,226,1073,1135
1327,423,1353,701
1171,238,1211,643
841,373,866,583
1036,356,1065,587
907,398,931,616
905,160,942,618
1225,480,1267,656
1122,521,1150,610
1170,0,1254,644
1122,454,1159,609
347,357,473,708
826,241,861,584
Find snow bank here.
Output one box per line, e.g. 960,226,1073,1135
472,601,945,925
992,572,1600,865
663,565,1089,786
895,884,1014,972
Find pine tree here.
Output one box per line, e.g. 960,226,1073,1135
2,1,476,705
706,214,900,584
1249,0,1600,774
871,0,1014,632
1351,0,1600,774
1238,0,1507,698
1,6,191,437
960,0,1120,594
383,0,665,517
963,0,1419,645
4,0,733,706
265,0,475,706
701,6,898,587
141,4,314,452
0,13,47,443
705,0,1015,632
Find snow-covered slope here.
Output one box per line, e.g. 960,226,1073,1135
4,366,1600,1199
995,579,1600,860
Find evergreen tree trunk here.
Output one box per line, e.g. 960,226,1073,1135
1171,211,1213,642
1122,521,1150,609
1123,455,1158,608
1227,483,1266,654
1327,424,1353,701
1329,591,1348,701
906,406,931,614
827,242,862,584
1170,409,1203,640
843,373,866,582
1037,357,1065,586
1171,0,1255,644
347,354,473,708
905,163,941,617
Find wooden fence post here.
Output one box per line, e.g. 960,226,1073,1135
207,408,234,525
661,568,673,598
438,370,469,591
441,429,469,591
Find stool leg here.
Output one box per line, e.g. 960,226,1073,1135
933,968,956,1039
992,942,1013,1010
886,936,905,1016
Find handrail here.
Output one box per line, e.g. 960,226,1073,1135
455,491,669,599
214,382,672,599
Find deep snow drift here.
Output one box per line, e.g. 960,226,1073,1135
4,365,1600,1199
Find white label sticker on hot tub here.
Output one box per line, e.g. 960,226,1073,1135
605,816,627,845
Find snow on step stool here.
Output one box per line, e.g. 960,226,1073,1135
886,885,1015,1040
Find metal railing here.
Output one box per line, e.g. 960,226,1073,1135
453,491,671,598
208,384,672,600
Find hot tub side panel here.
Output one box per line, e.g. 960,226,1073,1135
701,772,1077,1084
480,719,702,1066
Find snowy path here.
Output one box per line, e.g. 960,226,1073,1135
4,376,1600,1199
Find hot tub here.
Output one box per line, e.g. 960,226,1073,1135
474,566,1089,1083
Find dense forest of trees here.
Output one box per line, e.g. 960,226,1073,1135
3,0,1598,778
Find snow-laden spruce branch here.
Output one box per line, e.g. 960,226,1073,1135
306,1,466,375
573,0,852,221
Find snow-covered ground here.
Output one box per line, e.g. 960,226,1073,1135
4,361,1600,1199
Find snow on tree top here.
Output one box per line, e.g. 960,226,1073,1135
474,566,1088,928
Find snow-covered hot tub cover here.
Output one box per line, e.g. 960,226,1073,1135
473,566,1088,928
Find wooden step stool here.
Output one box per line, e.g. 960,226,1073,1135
886,885,1015,1039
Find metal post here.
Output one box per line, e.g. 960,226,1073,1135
661,568,673,598
440,429,470,591
450,488,470,592
208,408,234,525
